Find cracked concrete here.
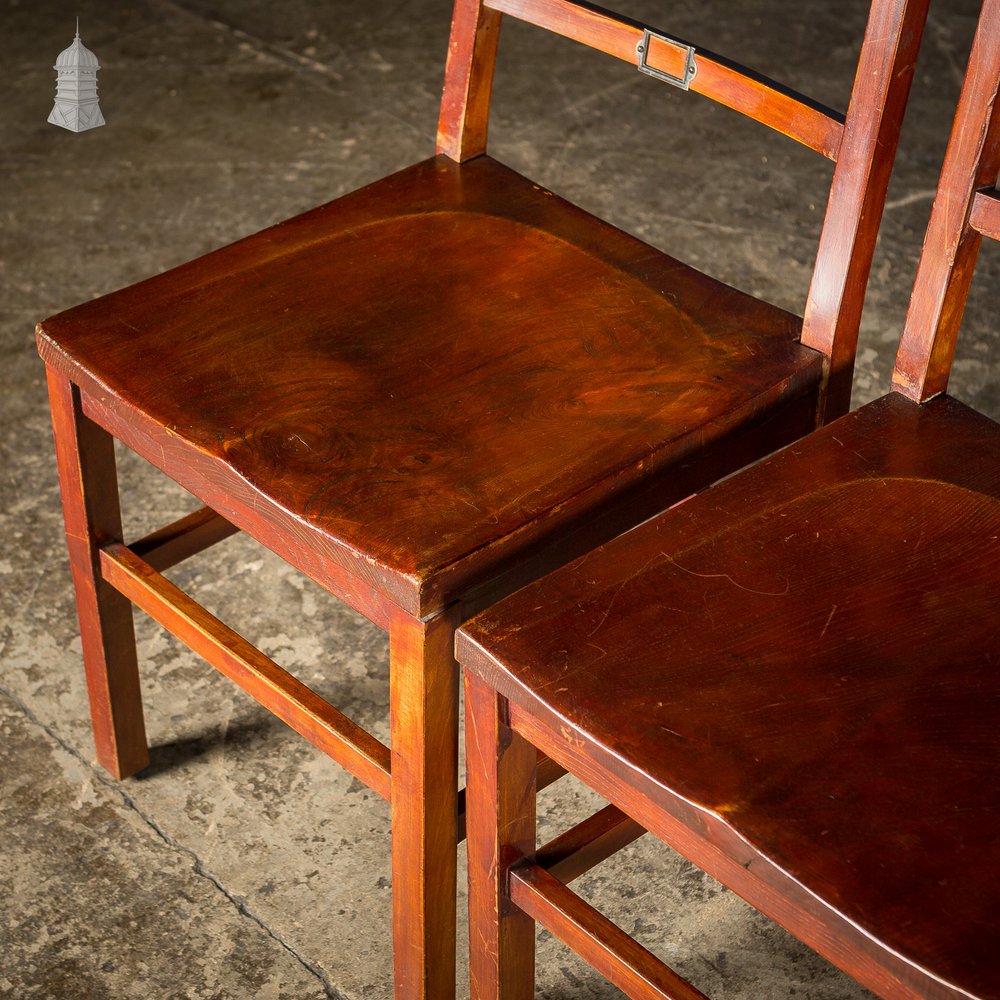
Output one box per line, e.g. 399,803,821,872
1,0,996,997
0,687,333,999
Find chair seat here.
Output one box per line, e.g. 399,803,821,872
458,391,1000,999
37,154,821,616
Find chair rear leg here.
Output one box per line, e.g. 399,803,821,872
389,606,461,999
47,369,149,779
465,671,536,1000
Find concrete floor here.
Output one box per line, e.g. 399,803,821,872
1,0,995,997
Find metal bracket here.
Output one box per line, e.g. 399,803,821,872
636,29,697,91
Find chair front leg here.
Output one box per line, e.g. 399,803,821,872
389,605,461,999
46,370,149,779
465,670,536,1000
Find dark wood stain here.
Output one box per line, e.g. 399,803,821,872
37,155,818,616
460,392,1000,998
35,0,934,995
458,1,1000,995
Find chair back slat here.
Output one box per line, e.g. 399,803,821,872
481,0,845,158
894,0,1000,403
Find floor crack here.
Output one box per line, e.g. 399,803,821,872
0,681,347,1000
155,0,346,84
883,187,937,212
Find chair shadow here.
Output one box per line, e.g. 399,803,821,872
136,717,278,780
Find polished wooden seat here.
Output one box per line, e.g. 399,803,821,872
36,0,930,995
458,3,1000,997
461,392,1000,998
38,155,819,615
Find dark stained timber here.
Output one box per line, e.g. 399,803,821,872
459,3,1000,996
37,0,931,995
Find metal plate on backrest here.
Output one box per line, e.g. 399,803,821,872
636,29,697,90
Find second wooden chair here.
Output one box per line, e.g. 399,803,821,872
459,1,1000,995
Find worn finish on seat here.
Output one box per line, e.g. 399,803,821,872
459,2,1000,996
37,155,817,617
36,0,930,996
460,391,1000,998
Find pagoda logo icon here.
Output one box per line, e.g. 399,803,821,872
49,20,105,132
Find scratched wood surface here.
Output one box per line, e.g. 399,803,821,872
37,154,819,617
459,390,1000,999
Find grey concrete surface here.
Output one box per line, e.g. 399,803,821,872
0,0,994,997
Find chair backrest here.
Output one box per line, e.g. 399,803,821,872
437,0,931,420
894,0,1000,404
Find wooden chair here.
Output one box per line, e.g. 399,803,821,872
458,3,1000,996
36,0,928,996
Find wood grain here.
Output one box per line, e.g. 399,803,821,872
459,392,1000,1000
130,505,239,573
438,0,502,159
535,803,645,885
36,3,935,996
893,0,1000,402
101,542,393,800
483,0,844,158
46,371,148,779
389,606,461,999
36,155,821,620
969,187,1000,240
800,0,931,418
458,749,566,842
510,862,709,1000
465,671,537,1000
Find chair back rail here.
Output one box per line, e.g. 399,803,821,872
894,0,1000,403
476,0,845,156
438,0,931,420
